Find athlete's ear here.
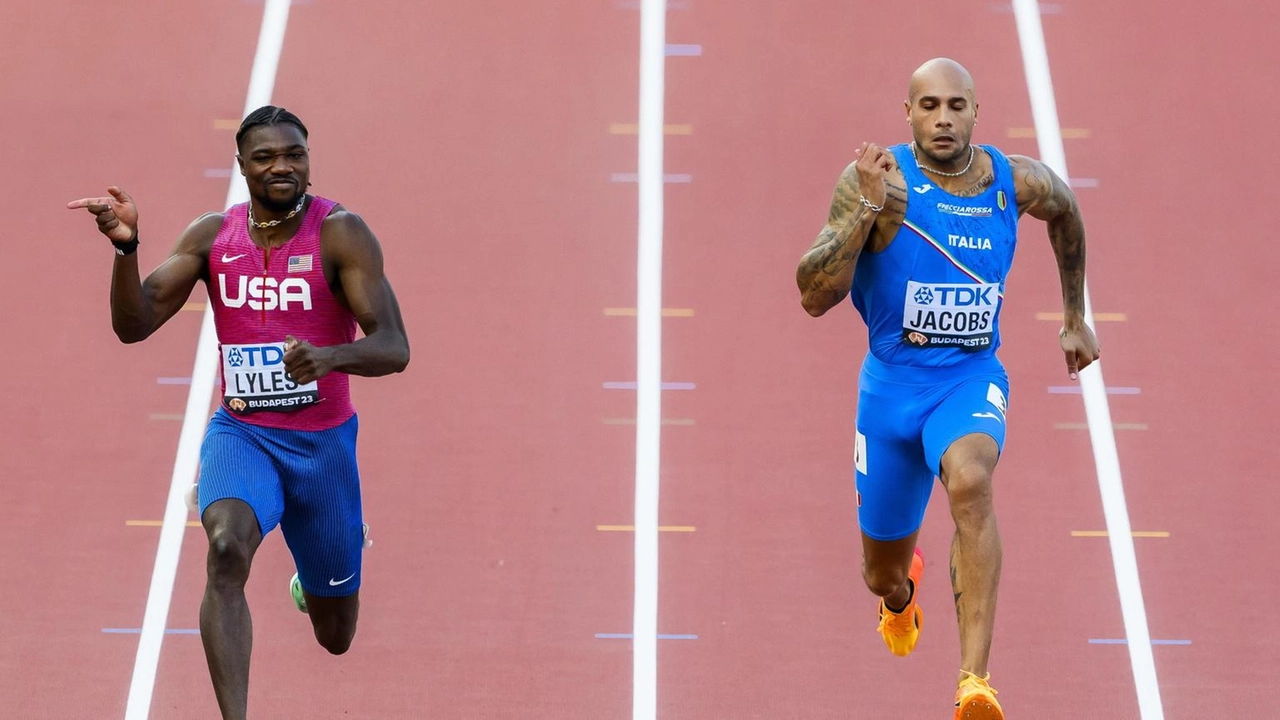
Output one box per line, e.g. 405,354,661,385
235,154,245,176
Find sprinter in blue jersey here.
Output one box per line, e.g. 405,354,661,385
796,58,1099,719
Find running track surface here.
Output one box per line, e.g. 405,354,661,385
3,1,1277,718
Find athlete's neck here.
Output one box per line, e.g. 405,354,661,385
248,195,309,248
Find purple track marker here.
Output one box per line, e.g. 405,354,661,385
603,382,695,390
103,628,201,635
596,633,698,640
664,44,702,57
610,173,693,183
990,2,1063,12
1089,638,1191,646
615,0,689,7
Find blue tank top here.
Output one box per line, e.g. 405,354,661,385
850,144,1020,369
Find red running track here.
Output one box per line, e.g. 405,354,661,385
3,0,1278,718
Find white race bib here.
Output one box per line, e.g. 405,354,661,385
221,342,318,414
901,281,999,351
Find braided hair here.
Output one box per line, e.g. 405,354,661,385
235,106,309,150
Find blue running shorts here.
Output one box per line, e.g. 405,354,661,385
197,408,365,597
854,353,1010,542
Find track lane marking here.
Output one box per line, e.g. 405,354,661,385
610,123,693,135
1037,311,1126,321
633,3,667,719
597,525,696,532
603,418,695,426
1072,531,1170,538
124,2,294,718
604,307,694,317
1013,1,1165,716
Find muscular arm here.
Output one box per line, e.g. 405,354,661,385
111,214,219,343
796,165,879,317
312,211,410,377
1011,155,1087,329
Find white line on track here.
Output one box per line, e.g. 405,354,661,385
632,1,667,719
1011,2,1166,718
123,1,293,717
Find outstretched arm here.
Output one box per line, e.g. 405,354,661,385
1010,155,1100,378
796,143,896,317
67,187,215,343
283,211,410,384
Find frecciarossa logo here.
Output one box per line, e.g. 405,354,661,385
218,274,313,311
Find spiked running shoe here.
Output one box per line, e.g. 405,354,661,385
877,548,924,657
954,671,1003,720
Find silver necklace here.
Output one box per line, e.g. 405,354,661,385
248,196,306,229
910,142,975,178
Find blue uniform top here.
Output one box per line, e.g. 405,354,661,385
850,143,1021,369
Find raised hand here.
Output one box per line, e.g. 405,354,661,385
852,142,895,210
67,186,139,243
1059,324,1100,380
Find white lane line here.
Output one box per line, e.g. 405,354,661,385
123,1,293,718
633,1,667,719
1011,2,1166,718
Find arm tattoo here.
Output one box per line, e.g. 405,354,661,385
1016,156,1089,323
796,169,879,313
885,181,908,209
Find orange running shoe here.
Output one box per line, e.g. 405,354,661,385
876,548,924,657
954,671,1004,720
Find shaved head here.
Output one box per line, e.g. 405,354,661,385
904,58,980,168
908,58,975,103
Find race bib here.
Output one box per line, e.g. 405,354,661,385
221,342,318,414
902,281,999,351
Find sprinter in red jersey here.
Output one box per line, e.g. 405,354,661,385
69,106,409,720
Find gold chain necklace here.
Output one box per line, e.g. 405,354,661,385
248,195,306,229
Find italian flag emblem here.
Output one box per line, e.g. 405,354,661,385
997,190,1007,211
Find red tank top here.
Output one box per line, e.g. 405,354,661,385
208,196,356,430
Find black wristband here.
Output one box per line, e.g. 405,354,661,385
112,236,139,256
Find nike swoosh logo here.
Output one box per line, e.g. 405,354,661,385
328,573,357,587
221,253,247,263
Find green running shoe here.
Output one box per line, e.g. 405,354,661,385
290,573,308,614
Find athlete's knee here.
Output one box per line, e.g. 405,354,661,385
945,460,995,525
205,529,255,585
862,559,911,598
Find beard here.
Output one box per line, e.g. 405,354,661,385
917,140,970,166
258,182,306,212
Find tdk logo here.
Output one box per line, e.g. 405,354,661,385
915,286,995,307
219,274,313,311
225,345,286,368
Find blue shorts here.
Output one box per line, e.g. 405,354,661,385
854,354,1010,542
198,408,364,597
